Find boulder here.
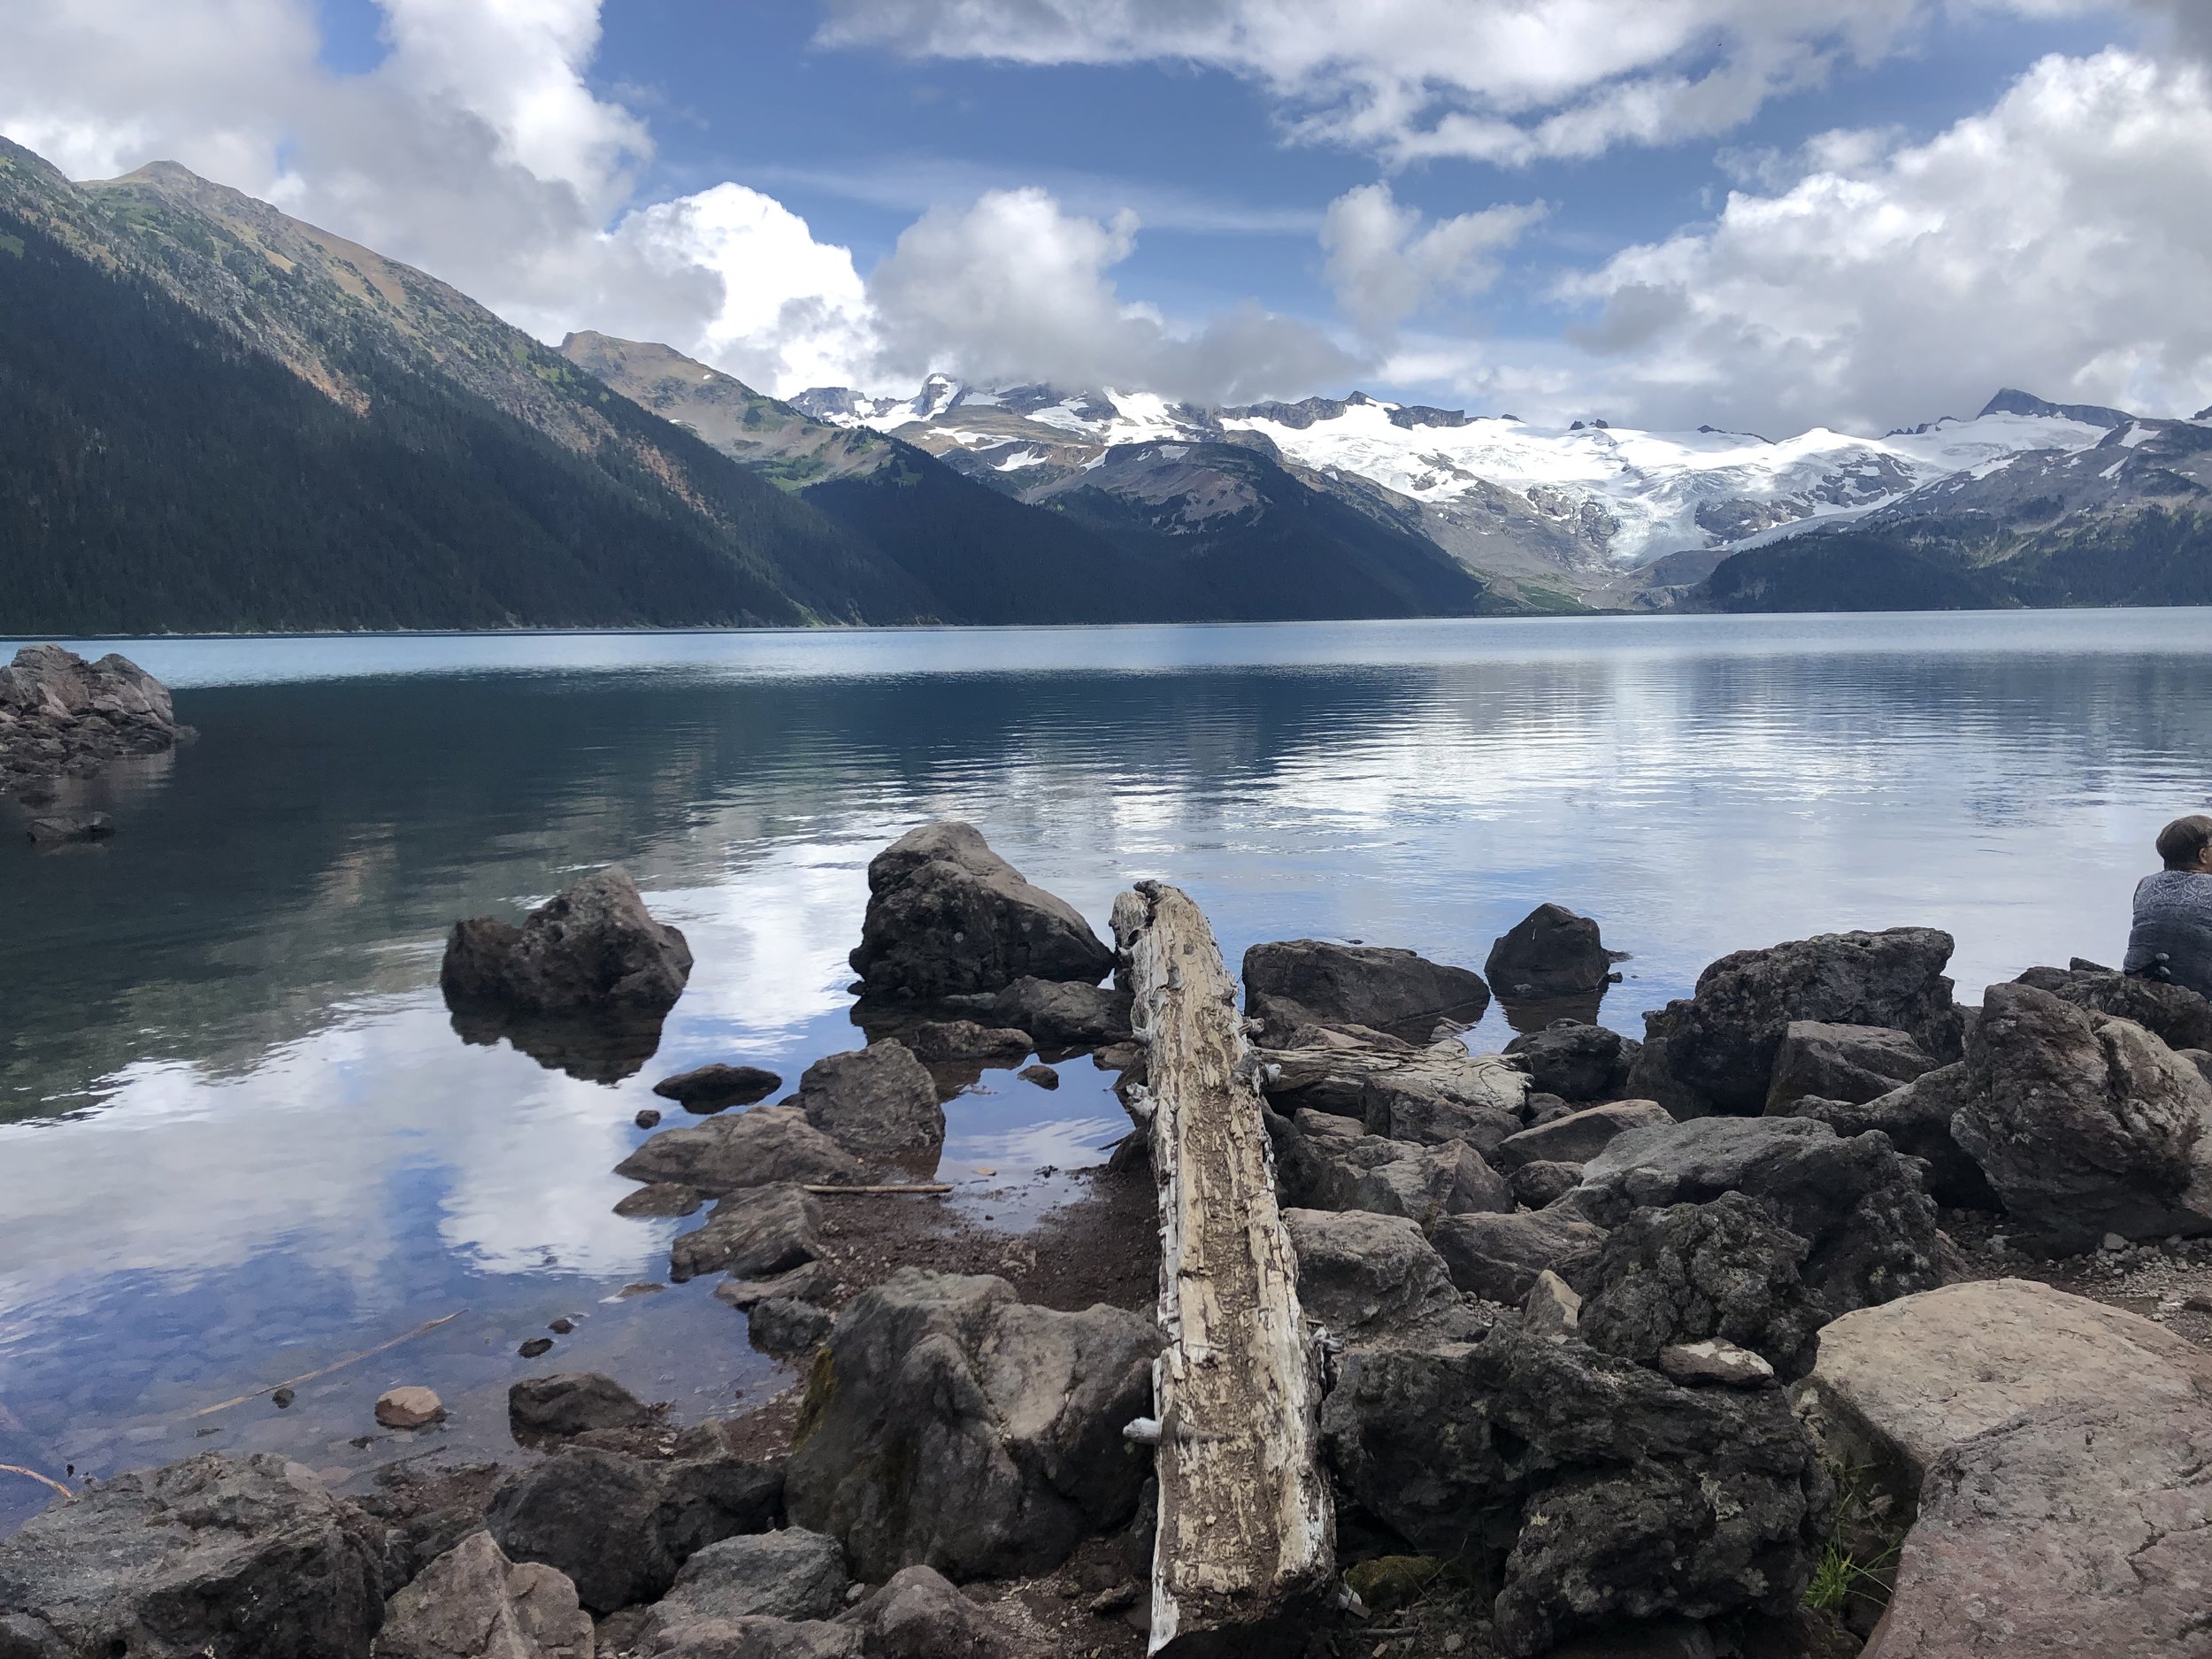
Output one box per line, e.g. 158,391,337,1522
1571,1116,1942,1317
643,1617,859,1658
1485,903,1616,1000
25,810,115,844
617,1107,863,1196
1491,1101,1673,1172
669,1184,825,1285
715,1262,838,1313
1502,1021,1640,1102
509,1372,657,1442
1319,1329,1830,1657
0,645,186,795
1763,1021,1938,1114
847,822,1112,998
1947,982,2212,1251
377,1386,447,1429
2015,962,2212,1053
784,1271,1158,1582
987,978,1132,1048
1521,1270,1582,1340
902,1022,1032,1063
749,1299,834,1356
615,1182,703,1218
442,867,692,1018
1804,1279,2212,1659
842,1565,1049,1659
1283,1208,1480,1344
487,1448,782,1612
1431,1210,1609,1305
372,1530,593,1659
0,1453,387,1659
648,1530,849,1627
655,1064,782,1113
1256,1027,1417,1118
794,1046,943,1159
1300,1132,1514,1225
1510,1160,1583,1210
1655,1339,1774,1388
1628,928,1964,1118
1577,1194,1824,1382
1242,939,1488,1041
1778,1062,1996,1210
1362,1044,1530,1152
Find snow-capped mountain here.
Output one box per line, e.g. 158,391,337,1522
793,380,2123,588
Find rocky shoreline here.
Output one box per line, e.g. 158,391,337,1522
6,819,2212,1658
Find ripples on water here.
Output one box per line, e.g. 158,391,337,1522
4,611,2210,1526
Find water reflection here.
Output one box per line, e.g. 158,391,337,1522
4,611,2212,1529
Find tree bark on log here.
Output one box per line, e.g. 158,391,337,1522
1113,879,1334,1656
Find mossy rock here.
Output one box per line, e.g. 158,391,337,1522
1345,1554,1443,1614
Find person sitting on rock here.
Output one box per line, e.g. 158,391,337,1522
2125,815,2212,998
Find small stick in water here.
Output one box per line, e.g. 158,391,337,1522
0,1464,74,1500
188,1310,466,1418
802,1183,952,1195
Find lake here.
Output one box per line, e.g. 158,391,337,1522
5,610,2212,1530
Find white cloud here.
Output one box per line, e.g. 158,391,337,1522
1552,48,2212,432
817,0,2119,165
1321,182,1546,338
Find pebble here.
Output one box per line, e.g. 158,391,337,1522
1019,1064,1061,1090
2102,1233,2129,1252
548,1317,575,1333
518,1337,553,1358
271,1387,295,1409
634,1108,662,1129
373,1386,445,1430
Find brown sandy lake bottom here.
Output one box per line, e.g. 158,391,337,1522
5,610,2212,1531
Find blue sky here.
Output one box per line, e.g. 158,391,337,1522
7,2,2212,432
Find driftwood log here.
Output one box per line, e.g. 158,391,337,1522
1112,880,1334,1655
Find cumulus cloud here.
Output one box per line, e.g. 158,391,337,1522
1321,182,1546,338
1552,48,2212,432
817,0,2110,165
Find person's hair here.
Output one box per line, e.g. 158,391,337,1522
2156,815,2212,871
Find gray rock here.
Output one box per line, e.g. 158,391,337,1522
0,1453,386,1659
1302,1132,1513,1226
841,1565,1049,1658
1578,1193,1824,1382
615,1182,703,1218
795,1045,943,1159
1778,1061,1997,1210
785,1270,1158,1581
987,978,1132,1048
749,1298,833,1355
0,645,185,795
715,1262,838,1312
1502,1021,1640,1102
2015,962,2212,1053
1628,928,1965,1118
1242,939,1488,1041
1571,1115,1942,1317
645,1617,860,1658
655,1064,782,1113
372,1530,593,1659
24,810,114,844
1017,1064,1058,1089
1319,1329,1830,1658
487,1448,782,1612
1283,1208,1479,1344
903,1022,1032,1063
651,1530,849,1626
617,1106,864,1196
847,821,1113,999
509,1372,657,1442
1491,1100,1673,1171
1655,1339,1775,1388
1485,903,1616,1000
1510,1160,1584,1210
1763,1020,1938,1113
1431,1210,1609,1304
1948,982,2212,1252
1521,1270,1582,1340
670,1184,825,1285
442,866,693,1017
1362,1044,1530,1152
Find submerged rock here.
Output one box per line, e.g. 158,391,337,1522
0,1453,387,1659
902,1021,1032,1063
1629,927,1965,1117
372,1529,593,1659
848,821,1113,999
442,866,693,1018
24,810,115,844
654,1064,782,1113
785,1270,1158,1582
1485,902,1617,1001
1242,939,1489,1041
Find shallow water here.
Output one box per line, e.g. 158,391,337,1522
4,610,2211,1529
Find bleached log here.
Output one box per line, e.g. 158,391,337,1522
1112,880,1334,1655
